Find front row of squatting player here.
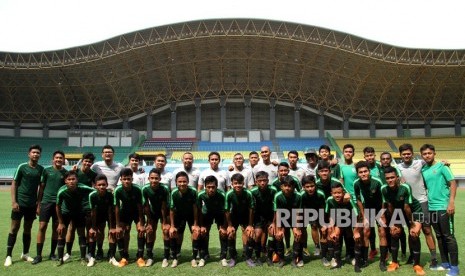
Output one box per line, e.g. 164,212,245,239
5,143,459,275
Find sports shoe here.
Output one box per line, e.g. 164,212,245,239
63,253,71,262
109,257,119,266
321,257,330,267
198,259,205,267
118,258,128,267
284,247,292,257
276,259,285,268
191,259,197,267
368,249,378,261
31,255,42,265
55,258,64,267
272,252,280,263
296,259,304,267
221,258,228,267
302,247,310,257
446,266,460,276
49,254,58,261
171,259,178,268
4,256,12,267
413,265,426,276
313,247,321,256
161,258,169,268
379,261,387,272
246,258,256,267
136,257,145,267
265,258,273,266
387,261,399,272
430,259,448,271
440,262,451,271
228,259,236,267
354,264,362,273
145,258,153,267
21,253,34,262
330,258,337,268
95,249,104,260
87,257,95,267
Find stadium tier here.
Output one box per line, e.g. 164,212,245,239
140,138,194,151
333,138,396,161
196,141,273,152
277,138,328,151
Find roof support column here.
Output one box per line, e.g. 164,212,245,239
146,108,153,139
396,119,403,137
170,102,177,139
245,95,252,130
122,116,130,129
42,120,49,139
294,102,301,139
369,119,376,138
14,121,20,138
269,98,276,140
195,98,201,140
220,96,226,130
342,116,349,138
318,108,325,139
424,118,432,137
455,117,462,136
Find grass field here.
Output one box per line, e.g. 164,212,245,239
0,189,463,276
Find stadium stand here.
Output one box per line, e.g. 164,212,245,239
196,141,273,152
140,138,195,151
277,138,328,151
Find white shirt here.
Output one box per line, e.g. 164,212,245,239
91,161,124,191
199,168,230,191
170,166,201,190
253,162,278,183
231,166,255,189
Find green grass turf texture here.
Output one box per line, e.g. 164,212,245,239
0,189,463,276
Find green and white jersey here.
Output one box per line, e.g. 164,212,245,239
225,189,254,216
301,189,326,210
381,183,422,213
421,162,455,211
273,191,302,211
271,175,302,192
89,190,113,218
113,184,143,213
340,162,357,199
197,189,226,215
77,168,97,187
170,186,197,218
142,184,170,215
316,177,345,199
251,185,278,219
56,183,94,215
41,166,67,204
325,196,359,219
14,162,44,207
353,176,383,209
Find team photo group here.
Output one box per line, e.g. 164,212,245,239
5,142,459,276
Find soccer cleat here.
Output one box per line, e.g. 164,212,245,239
430,259,448,271
31,255,42,265
109,257,119,266
198,259,205,267
302,247,310,257
330,258,337,268
272,252,280,263
276,259,285,268
354,264,362,273
145,258,153,267
171,259,178,268
265,258,273,266
87,257,95,267
95,249,104,261
296,259,304,267
118,258,128,267
246,258,256,267
413,265,426,276
56,258,64,267
446,266,460,276
49,254,58,261
284,247,292,257
136,257,146,267
228,259,236,267
387,261,400,272
321,257,330,267
191,259,197,267
4,256,12,267
21,253,34,262
368,249,378,261
439,262,452,271
161,258,169,268
379,261,387,272
63,253,71,262
313,247,321,256
221,258,228,267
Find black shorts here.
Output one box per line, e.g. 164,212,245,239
11,206,36,221
419,201,431,226
202,212,225,229
119,210,139,225
231,214,249,229
62,213,86,228
253,214,273,229
39,202,57,223
174,215,195,234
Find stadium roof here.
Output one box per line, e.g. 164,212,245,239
1,19,464,126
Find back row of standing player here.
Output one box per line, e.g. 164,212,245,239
4,143,459,275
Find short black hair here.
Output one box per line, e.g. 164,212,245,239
149,168,162,177
230,173,244,183
95,174,108,183
355,161,370,172
255,171,269,180
301,175,316,186
280,175,297,187
363,146,375,154
204,175,218,187
64,170,78,179
120,168,133,177
175,171,189,181
398,143,413,153
420,144,435,153
317,160,330,170
383,166,398,176
82,152,95,162
102,145,115,153
52,150,65,158
29,144,42,153
128,153,140,160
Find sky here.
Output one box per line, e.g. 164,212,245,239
1,0,465,53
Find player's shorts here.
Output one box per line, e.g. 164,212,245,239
418,201,431,226
119,209,140,225
147,211,163,226
174,215,195,234
62,213,86,228
11,206,36,221
202,212,225,229
253,214,273,229
231,214,250,229
39,202,57,223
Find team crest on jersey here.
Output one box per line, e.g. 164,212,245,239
433,170,437,174
399,196,404,201
371,189,376,194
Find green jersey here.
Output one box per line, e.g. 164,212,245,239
369,162,382,179
14,162,45,207
301,189,326,210
77,169,97,187
340,162,357,198
251,185,278,220
353,177,383,209
114,184,143,214
142,184,170,215
317,177,345,199
381,183,422,213
170,186,197,218
197,189,226,215
56,183,94,215
273,191,302,211
421,162,455,211
89,190,113,220
325,196,360,220
271,175,302,192
316,163,341,181
41,166,67,204
225,189,255,217
379,166,402,185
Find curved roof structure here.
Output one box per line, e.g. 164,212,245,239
1,19,464,126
